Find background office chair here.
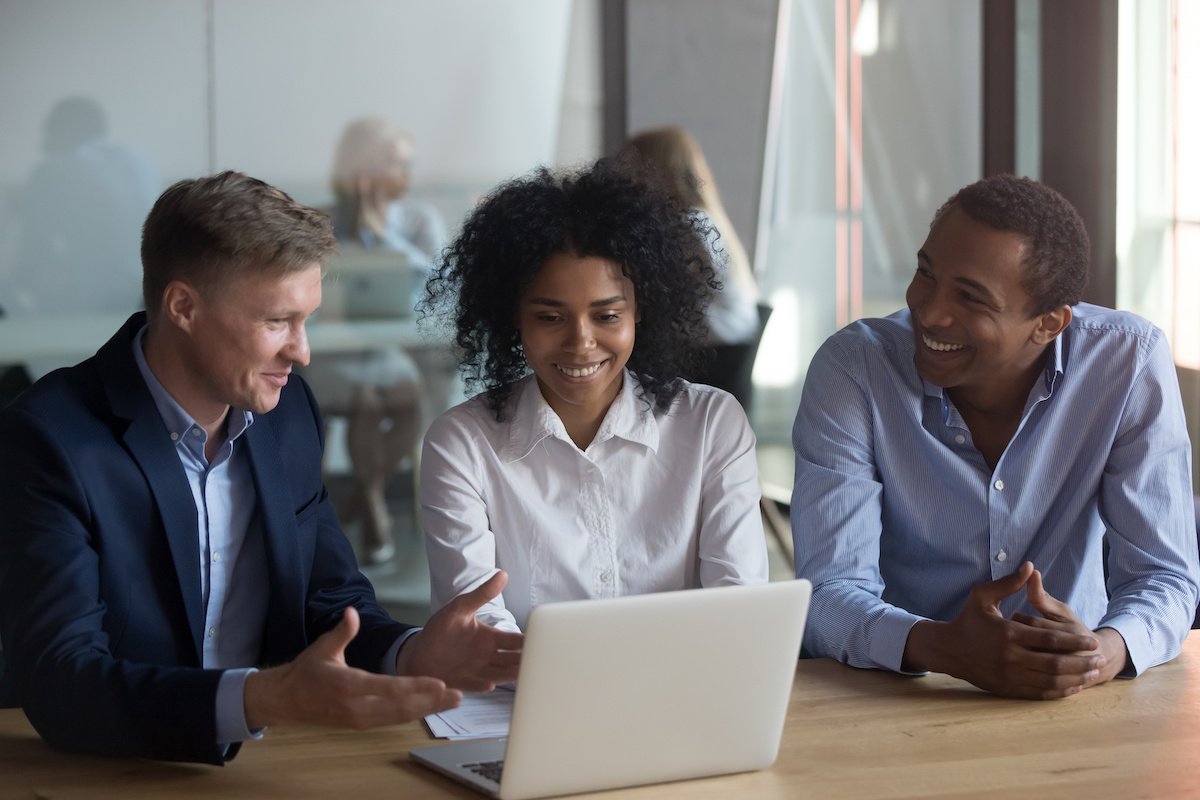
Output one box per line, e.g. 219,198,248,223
693,304,792,564
700,303,772,415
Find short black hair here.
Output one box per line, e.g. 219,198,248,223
933,174,1090,316
422,157,715,420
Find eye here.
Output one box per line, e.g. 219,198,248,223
596,312,621,322
536,313,561,323
915,266,932,280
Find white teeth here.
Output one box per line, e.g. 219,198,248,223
558,363,601,378
923,334,965,352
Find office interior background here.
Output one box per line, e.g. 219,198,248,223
0,0,1196,601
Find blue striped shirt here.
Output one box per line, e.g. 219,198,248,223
792,303,1200,676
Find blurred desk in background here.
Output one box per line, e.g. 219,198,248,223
0,313,430,366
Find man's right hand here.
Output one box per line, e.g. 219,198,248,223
243,606,461,730
901,561,1105,699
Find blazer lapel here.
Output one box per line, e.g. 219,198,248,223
243,418,307,659
97,314,206,662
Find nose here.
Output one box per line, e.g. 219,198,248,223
563,316,596,354
284,320,311,367
910,282,954,330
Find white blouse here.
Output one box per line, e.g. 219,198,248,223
419,371,769,632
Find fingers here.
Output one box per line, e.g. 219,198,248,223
1009,614,1099,653
971,561,1035,608
488,630,525,653
336,677,463,729
1011,613,1100,651
1023,570,1078,624
452,571,509,613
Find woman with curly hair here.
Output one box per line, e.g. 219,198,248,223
418,158,768,633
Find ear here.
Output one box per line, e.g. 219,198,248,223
161,281,204,334
1031,304,1072,345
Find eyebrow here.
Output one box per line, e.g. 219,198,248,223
526,295,629,307
916,249,1000,304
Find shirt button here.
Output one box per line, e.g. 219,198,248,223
170,432,179,441
994,479,1005,491
599,570,612,583
587,467,595,475
207,627,216,638
997,551,1008,562
955,435,965,445
192,429,202,437
212,552,221,562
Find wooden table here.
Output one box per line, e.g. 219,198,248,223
2,636,1198,799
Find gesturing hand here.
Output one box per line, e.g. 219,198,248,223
396,571,524,692
243,606,461,730
903,561,1106,700
1013,567,1128,687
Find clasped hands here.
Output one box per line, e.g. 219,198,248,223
903,561,1127,700
244,572,522,730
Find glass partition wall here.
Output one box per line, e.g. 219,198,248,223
752,0,983,448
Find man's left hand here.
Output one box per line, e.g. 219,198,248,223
1013,567,1128,687
396,571,523,692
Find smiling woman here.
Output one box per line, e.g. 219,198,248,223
418,158,770,633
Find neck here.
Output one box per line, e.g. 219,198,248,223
537,377,622,451
947,343,1050,422
142,323,231,446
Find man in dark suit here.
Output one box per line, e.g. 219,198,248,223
0,171,522,763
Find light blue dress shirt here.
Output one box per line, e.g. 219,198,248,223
133,328,264,745
792,303,1200,676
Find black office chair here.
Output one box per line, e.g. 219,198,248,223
691,304,792,563
697,303,772,415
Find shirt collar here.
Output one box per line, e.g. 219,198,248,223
131,325,254,450
504,369,659,461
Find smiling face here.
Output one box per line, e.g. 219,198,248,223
172,264,323,424
516,251,639,436
905,206,1067,403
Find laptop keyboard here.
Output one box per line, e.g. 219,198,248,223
462,759,505,784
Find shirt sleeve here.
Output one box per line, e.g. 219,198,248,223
791,338,926,672
216,668,263,746
419,413,520,633
696,391,769,586
1096,329,1200,675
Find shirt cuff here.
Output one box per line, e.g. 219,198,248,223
870,607,928,674
1096,614,1144,678
216,668,265,746
383,627,423,676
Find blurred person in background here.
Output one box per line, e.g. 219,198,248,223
624,126,759,346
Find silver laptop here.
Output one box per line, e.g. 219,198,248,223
410,579,811,800
321,246,413,320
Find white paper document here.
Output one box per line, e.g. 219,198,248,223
424,687,515,740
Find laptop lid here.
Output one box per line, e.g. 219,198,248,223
322,247,413,320
411,579,811,800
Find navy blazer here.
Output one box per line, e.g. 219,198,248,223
0,313,413,763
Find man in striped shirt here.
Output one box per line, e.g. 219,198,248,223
792,174,1199,699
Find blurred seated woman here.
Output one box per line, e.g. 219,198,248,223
303,117,446,564
624,126,760,345
330,117,446,274
419,158,769,633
